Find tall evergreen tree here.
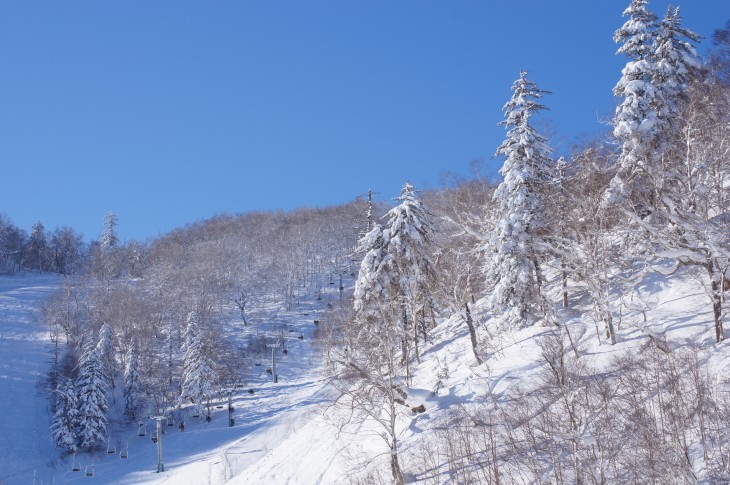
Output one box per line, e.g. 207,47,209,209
97,211,120,281
652,6,702,156
353,221,393,354
74,340,108,451
100,211,119,252
49,378,79,453
609,0,660,207
485,71,553,328
384,182,436,362
180,311,216,415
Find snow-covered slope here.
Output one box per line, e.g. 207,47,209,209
0,275,61,484
1,269,728,484
220,269,730,484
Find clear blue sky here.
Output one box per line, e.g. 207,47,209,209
0,1,725,242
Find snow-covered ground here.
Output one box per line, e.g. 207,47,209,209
0,275,352,485
0,274,61,484
0,269,727,484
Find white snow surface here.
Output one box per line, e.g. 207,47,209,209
0,268,728,484
0,274,351,485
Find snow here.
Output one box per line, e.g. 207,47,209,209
0,263,728,484
0,274,352,485
0,274,60,483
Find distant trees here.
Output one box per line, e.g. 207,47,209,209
27,221,50,272
0,215,27,273
50,226,85,276
0,214,86,275
92,211,121,281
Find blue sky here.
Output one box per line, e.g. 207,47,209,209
0,1,724,241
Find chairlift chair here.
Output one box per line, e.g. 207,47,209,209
85,465,94,477
138,424,146,437
106,439,116,454
71,453,81,472
120,442,129,459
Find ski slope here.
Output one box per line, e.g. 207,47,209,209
1,268,728,484
0,274,352,485
0,274,61,484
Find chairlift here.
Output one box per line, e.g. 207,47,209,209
151,432,158,444
167,417,174,427
85,465,94,477
106,440,116,454
216,404,224,409
120,442,129,459
71,453,81,472
138,424,146,437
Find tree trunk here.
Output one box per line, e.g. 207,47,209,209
390,439,406,485
707,261,724,343
412,313,421,365
562,261,569,309
464,303,483,365
605,311,617,345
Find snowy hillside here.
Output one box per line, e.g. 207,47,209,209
0,274,352,485
0,2,727,482
2,266,727,484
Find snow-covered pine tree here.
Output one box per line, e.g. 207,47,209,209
49,377,79,453
180,311,216,415
384,182,436,362
652,6,702,159
610,2,726,342
97,211,120,281
352,221,393,355
486,70,553,328
123,337,142,420
100,211,118,252
74,339,108,451
609,0,659,209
